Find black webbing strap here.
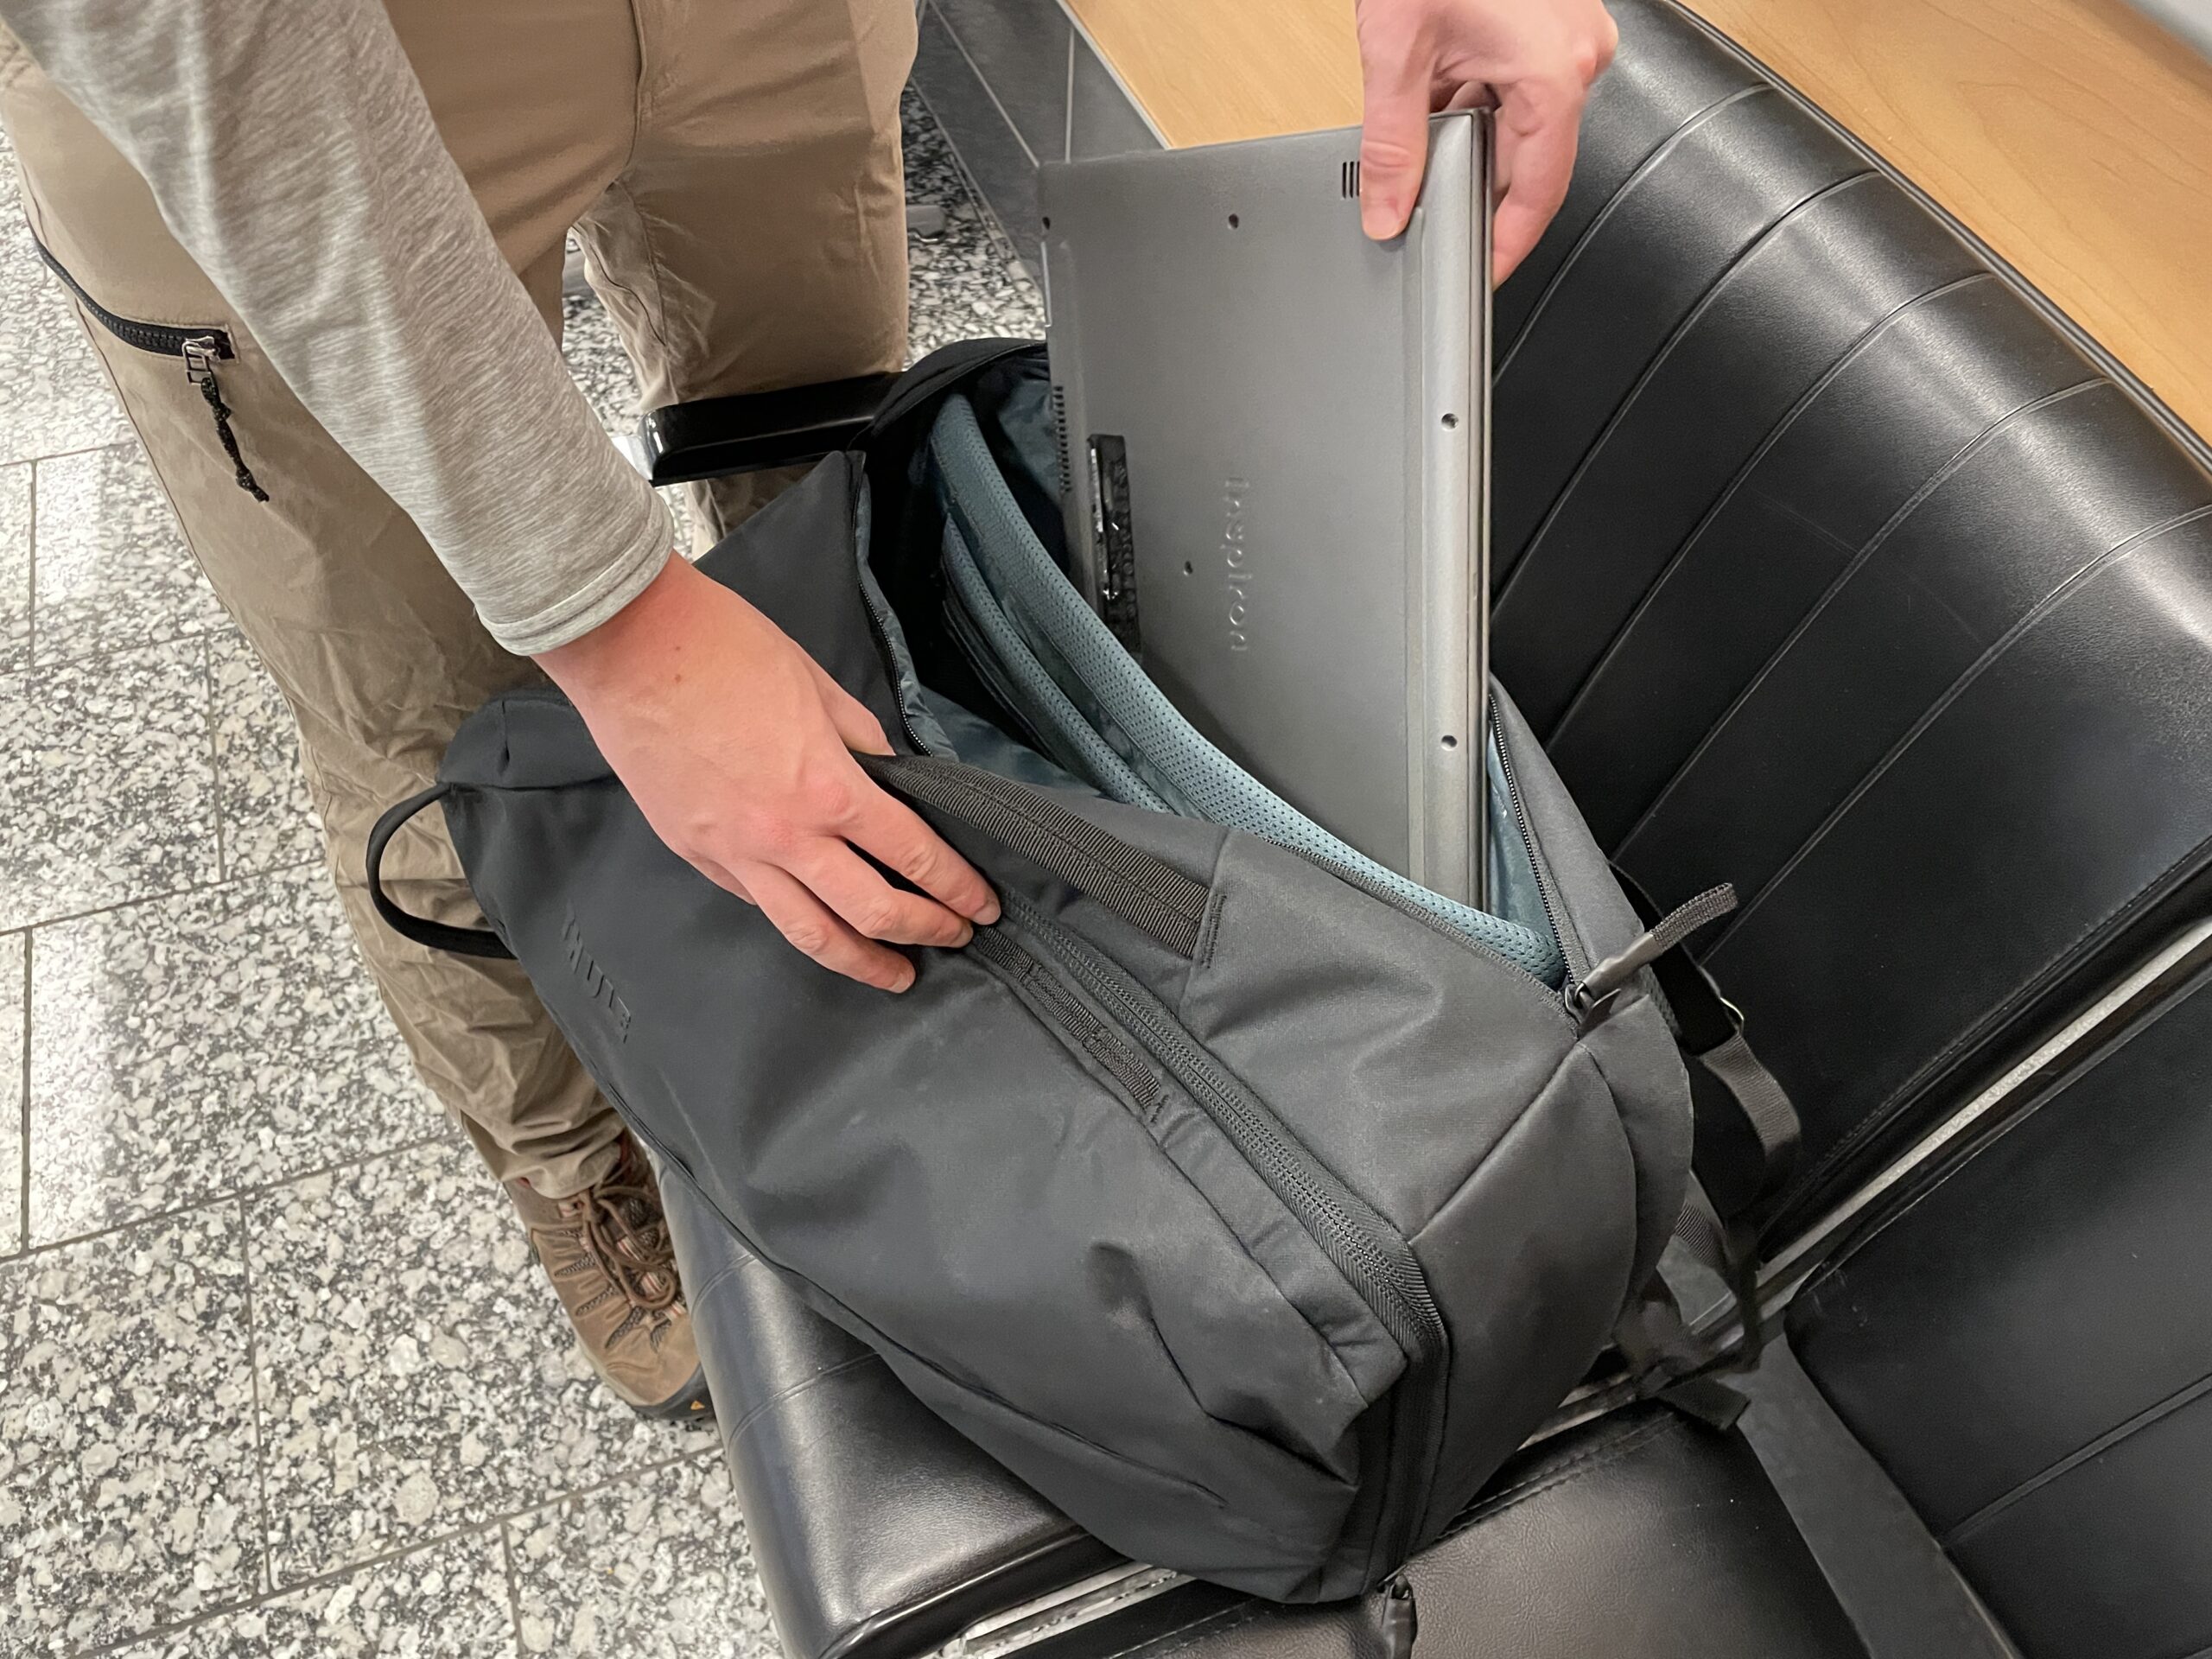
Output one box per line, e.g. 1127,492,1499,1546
861,753,1210,958
1696,1031,1801,1211
1611,1277,1750,1431
1611,865,1801,1218
1599,866,1803,1417
1668,1179,1770,1377
365,784,515,960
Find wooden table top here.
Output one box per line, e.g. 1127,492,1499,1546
1065,0,2212,446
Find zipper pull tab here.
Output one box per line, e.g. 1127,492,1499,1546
1569,882,1737,1028
181,334,270,502
181,334,219,385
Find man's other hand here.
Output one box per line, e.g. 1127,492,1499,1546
1354,0,1618,281
537,556,999,993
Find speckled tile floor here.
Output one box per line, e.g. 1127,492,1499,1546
0,92,1040,1658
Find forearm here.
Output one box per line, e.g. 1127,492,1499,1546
0,0,671,653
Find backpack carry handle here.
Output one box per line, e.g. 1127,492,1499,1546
859,753,1211,958
371,757,1213,965
365,784,517,960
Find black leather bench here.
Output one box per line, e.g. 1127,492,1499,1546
658,3,2212,1654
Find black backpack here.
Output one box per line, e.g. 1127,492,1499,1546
371,341,1794,1602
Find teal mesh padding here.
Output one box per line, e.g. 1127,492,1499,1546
920,685,1096,797
941,521,1167,810
931,393,1564,985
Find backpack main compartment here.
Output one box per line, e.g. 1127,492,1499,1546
417,342,1694,1599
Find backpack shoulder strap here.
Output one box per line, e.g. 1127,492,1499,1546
865,338,1041,440
1609,864,1801,1219
1596,865,1804,1420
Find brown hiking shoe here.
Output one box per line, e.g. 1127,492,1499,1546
505,1136,711,1421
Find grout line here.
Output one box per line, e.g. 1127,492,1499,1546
16,930,29,1258
7,1131,455,1262
31,614,227,676
80,1447,714,1656
5,571,232,677
22,456,35,679
6,851,324,937
499,1513,524,1655
205,634,227,883
236,1192,277,1598
907,87,1029,279
3,436,143,472
79,1519,508,1657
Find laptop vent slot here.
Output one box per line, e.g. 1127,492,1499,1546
1051,385,1073,496
1341,159,1361,199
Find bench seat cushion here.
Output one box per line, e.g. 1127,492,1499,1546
666,1178,1866,1659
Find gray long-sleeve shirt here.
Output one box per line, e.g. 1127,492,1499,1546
1,0,673,656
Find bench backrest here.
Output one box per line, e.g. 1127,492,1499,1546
1493,0,2212,1241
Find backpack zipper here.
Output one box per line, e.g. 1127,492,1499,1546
862,753,1210,958
849,481,933,758
996,892,1448,1569
848,381,1470,1563
967,925,1164,1115
34,237,268,501
1293,839,1576,1027
850,378,1570,1005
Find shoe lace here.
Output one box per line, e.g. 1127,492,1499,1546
574,1180,682,1314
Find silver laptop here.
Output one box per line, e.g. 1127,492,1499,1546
1039,113,1495,906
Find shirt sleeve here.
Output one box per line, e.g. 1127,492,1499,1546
0,0,673,656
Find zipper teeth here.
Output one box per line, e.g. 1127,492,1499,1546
999,898,1450,1561
861,604,929,753
34,238,233,359
1491,711,1586,986
969,926,1161,1111
1005,894,1442,1355
850,340,1038,759
851,505,931,755
891,756,1209,953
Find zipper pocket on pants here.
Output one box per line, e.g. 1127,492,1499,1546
35,236,269,501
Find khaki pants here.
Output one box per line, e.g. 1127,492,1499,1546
0,0,915,1196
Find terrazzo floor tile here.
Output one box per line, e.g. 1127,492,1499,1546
508,1454,773,1659
251,1138,716,1587
903,89,1045,357
0,1204,263,1654
0,461,33,673
1,931,22,1255
26,861,435,1247
0,143,137,467
33,443,227,667
209,631,322,879
558,292,699,558
0,634,219,932
106,1528,513,1658
559,285,642,445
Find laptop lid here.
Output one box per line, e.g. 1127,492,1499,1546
1039,113,1493,906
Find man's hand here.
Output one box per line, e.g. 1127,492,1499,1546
1354,0,1618,281
537,556,999,993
